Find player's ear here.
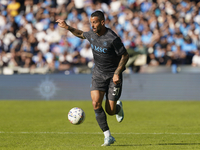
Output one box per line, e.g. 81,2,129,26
101,20,105,26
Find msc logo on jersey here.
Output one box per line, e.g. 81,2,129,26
91,44,107,53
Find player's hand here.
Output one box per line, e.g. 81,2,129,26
56,19,68,29
113,74,121,85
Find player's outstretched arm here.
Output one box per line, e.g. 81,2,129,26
56,19,86,39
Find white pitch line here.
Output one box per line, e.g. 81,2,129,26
0,131,200,135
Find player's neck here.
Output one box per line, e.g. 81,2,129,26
96,27,107,36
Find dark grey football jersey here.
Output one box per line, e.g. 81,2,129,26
83,28,127,73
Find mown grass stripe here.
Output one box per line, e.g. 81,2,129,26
0,131,200,135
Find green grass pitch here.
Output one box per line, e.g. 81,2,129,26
0,100,200,150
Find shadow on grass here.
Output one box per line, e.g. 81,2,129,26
158,143,200,146
114,143,200,146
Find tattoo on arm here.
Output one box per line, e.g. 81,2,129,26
114,51,129,75
68,26,86,39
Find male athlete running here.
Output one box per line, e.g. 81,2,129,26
56,10,129,146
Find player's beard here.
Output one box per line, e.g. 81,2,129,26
93,26,101,34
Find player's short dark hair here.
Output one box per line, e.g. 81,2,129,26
91,10,105,21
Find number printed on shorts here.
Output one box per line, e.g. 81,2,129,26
112,87,120,96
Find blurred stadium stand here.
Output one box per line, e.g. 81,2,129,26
1,0,200,75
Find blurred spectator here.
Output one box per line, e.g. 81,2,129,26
20,37,31,52
192,50,200,67
46,23,61,43
67,8,82,22
37,38,50,55
23,54,35,69
171,45,186,65
0,13,7,32
32,51,47,68
141,28,153,46
27,28,39,54
0,50,9,67
7,0,21,17
140,0,152,13
154,44,165,64
56,0,69,7
74,0,85,14
58,51,71,71
181,36,197,64
126,39,148,72
2,29,16,52
56,4,68,20
79,42,93,65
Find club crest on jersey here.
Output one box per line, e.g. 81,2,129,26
103,41,107,46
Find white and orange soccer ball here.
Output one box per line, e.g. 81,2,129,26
68,107,85,125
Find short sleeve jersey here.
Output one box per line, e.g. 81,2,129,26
83,28,127,73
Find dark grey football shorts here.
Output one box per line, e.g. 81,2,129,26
91,69,123,101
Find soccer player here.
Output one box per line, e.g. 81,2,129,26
56,10,129,146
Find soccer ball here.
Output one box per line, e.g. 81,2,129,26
68,107,85,125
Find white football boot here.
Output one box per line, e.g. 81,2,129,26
101,136,116,146
116,100,124,122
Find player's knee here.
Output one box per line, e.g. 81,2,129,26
92,101,102,109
